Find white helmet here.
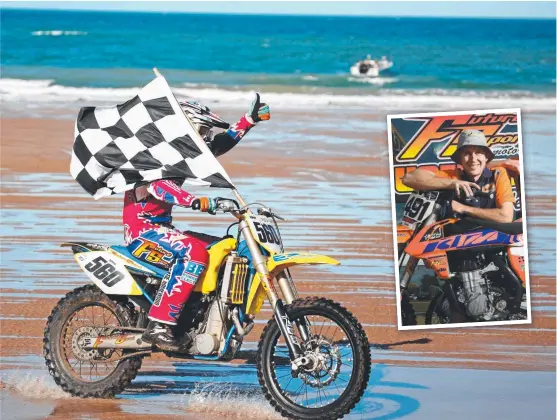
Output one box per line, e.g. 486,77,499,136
179,100,229,137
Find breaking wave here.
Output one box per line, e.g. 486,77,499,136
348,76,398,86
31,30,87,36
0,78,555,113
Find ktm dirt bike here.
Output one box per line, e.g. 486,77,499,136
396,189,527,325
43,195,370,420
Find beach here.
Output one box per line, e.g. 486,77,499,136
1,7,556,419
1,107,555,418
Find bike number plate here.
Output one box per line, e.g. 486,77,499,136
75,251,139,295
246,214,282,254
402,191,438,226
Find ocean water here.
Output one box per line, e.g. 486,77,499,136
1,9,556,113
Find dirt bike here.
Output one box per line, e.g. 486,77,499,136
396,188,527,326
43,193,371,419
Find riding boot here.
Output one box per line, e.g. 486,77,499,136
141,320,191,352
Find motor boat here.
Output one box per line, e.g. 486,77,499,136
350,56,393,78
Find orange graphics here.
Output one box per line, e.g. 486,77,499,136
423,254,450,280
397,113,518,162
397,225,414,244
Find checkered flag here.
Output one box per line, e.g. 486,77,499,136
70,74,235,199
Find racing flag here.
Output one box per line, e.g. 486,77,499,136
70,73,235,199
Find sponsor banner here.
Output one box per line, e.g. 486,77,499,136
390,110,521,208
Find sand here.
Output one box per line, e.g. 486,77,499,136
0,116,555,419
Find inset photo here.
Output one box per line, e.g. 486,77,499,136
387,109,531,330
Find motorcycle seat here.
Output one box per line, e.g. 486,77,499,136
182,230,226,249
463,217,523,235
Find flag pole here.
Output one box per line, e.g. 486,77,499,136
233,189,247,208
153,67,243,206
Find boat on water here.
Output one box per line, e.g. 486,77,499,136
350,55,393,78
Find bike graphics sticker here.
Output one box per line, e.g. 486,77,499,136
387,108,531,331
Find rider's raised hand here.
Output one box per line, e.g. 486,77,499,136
452,179,480,198
247,93,270,123
191,197,217,214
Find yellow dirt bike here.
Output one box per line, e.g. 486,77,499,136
43,194,371,420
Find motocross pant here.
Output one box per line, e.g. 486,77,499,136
126,227,209,325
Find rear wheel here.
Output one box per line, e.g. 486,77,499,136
43,285,143,398
257,297,370,419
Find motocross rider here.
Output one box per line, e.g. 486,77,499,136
401,129,515,223
402,129,517,320
124,94,270,351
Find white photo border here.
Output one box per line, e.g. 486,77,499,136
386,108,532,331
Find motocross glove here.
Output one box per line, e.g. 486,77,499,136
191,197,218,214
247,93,270,124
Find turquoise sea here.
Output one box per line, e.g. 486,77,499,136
1,9,555,114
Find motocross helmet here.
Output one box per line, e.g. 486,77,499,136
179,100,230,138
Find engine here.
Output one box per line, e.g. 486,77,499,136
448,251,505,320
175,253,252,356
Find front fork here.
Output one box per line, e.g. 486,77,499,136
239,220,309,359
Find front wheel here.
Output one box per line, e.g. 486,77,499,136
257,297,370,420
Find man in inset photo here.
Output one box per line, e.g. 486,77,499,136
401,129,515,223
389,110,529,330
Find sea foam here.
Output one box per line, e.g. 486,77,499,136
0,78,555,113
31,30,87,36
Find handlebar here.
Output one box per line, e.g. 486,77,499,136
257,206,288,222
215,198,240,213
214,199,288,222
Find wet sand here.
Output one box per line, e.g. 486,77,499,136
1,115,555,418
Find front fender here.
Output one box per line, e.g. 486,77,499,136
266,252,340,276
244,253,340,315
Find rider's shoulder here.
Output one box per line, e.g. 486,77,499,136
489,159,520,177
490,166,510,181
